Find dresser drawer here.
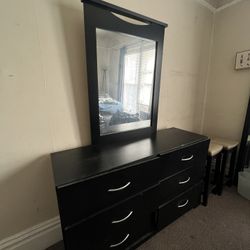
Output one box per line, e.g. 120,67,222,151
143,166,203,212
57,158,161,227
159,141,208,179
157,182,202,230
65,230,144,250
64,195,151,250
159,165,203,203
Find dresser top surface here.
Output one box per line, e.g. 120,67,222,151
51,128,208,188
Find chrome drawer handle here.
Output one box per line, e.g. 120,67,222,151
181,155,194,161
112,211,133,224
178,199,189,208
110,234,130,248
108,182,131,192
179,177,191,185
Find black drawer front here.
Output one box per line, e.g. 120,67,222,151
64,195,151,250
143,166,203,213
65,231,142,250
58,158,161,227
159,141,208,179
157,183,202,230
159,165,203,203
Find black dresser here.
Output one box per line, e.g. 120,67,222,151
51,128,209,250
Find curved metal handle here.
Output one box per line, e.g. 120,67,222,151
110,234,130,248
108,182,131,192
178,199,189,208
181,155,194,161
179,177,191,185
112,211,133,224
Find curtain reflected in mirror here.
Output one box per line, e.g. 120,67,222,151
96,28,156,136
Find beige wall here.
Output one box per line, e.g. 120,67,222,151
205,0,239,9
0,0,91,240
203,0,250,141
0,0,213,240
205,0,219,8
217,0,236,8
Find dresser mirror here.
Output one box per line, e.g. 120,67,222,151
83,0,167,144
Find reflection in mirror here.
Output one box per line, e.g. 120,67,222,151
96,28,156,136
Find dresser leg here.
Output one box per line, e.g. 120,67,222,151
213,153,222,194
218,151,228,195
227,147,237,187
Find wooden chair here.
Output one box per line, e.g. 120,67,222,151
211,138,239,195
203,142,223,206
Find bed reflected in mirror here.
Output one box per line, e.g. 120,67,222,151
96,28,156,136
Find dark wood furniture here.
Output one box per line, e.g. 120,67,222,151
219,144,238,193
207,138,239,195
203,143,223,206
51,128,209,250
237,96,250,182
245,140,250,167
82,0,167,145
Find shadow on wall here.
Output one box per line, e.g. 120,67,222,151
57,2,91,146
0,156,58,240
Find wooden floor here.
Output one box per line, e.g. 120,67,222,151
47,187,250,250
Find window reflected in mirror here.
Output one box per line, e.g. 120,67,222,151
96,28,156,136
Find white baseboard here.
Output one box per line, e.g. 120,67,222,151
0,217,62,250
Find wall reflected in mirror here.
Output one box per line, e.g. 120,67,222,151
96,28,156,136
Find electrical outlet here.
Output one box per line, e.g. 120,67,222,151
235,50,250,70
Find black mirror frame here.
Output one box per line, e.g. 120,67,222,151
81,0,168,145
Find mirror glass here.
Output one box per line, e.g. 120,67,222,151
96,28,156,136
